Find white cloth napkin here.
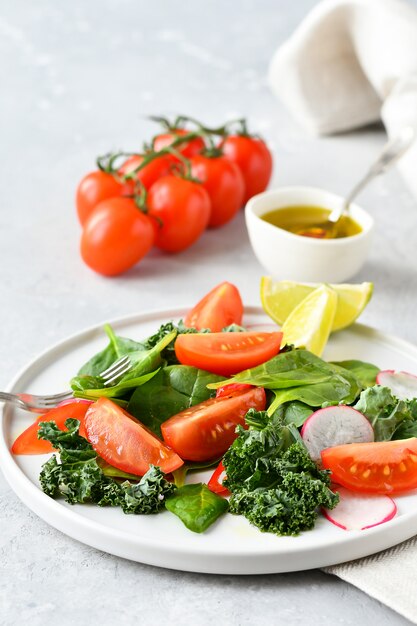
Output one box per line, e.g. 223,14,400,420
268,0,417,199
323,536,417,623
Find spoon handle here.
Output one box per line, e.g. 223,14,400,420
328,126,415,223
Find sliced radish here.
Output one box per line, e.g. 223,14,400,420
376,370,417,400
301,406,374,464
323,486,397,530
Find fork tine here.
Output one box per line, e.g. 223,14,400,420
41,390,74,402
103,362,132,386
100,355,130,378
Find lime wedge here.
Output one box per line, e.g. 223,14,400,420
260,277,373,332
280,285,337,356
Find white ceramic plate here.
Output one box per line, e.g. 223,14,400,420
2,307,417,575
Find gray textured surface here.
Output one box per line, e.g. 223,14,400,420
1,1,417,624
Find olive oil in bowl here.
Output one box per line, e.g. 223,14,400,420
261,206,362,239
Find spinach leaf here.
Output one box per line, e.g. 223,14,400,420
38,419,175,513
209,350,361,414
165,483,228,533
71,370,159,400
223,409,338,536
282,401,314,427
128,365,224,437
72,330,176,399
331,360,379,388
78,324,145,376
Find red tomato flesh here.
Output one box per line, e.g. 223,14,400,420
321,438,417,494
12,402,89,455
84,397,183,476
161,386,266,461
208,460,230,496
175,331,283,377
216,383,253,398
184,282,243,332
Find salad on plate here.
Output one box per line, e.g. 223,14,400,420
11,280,417,536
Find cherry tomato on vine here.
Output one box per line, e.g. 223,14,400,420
76,170,129,226
190,155,244,227
153,128,205,158
221,135,273,204
80,197,154,276
147,175,211,253
119,154,174,191
184,281,243,331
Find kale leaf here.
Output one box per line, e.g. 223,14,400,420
223,409,338,536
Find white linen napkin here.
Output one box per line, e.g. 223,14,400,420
268,0,417,199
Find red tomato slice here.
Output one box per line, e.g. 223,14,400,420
321,439,417,494
216,383,253,398
11,401,90,455
175,331,283,377
161,386,266,461
208,461,230,496
84,397,183,476
184,282,243,332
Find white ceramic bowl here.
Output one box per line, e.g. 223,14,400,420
245,186,374,283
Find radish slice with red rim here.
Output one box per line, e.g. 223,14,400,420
376,370,417,400
323,486,397,530
301,405,374,464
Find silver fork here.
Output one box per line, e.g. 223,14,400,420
0,354,132,414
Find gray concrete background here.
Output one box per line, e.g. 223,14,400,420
1,1,417,624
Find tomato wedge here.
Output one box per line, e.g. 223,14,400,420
216,383,253,398
184,282,243,332
161,386,266,461
84,397,183,476
11,401,90,455
321,438,417,494
175,331,283,377
208,461,230,496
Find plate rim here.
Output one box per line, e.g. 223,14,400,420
3,306,417,573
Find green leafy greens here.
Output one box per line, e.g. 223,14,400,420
209,349,362,414
354,385,417,441
223,409,338,536
38,419,175,513
165,483,228,533
128,365,224,436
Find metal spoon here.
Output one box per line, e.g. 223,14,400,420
300,126,416,239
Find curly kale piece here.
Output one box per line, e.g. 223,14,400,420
38,418,174,513
223,409,338,536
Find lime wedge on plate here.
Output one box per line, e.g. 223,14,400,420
280,285,337,356
260,278,373,332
